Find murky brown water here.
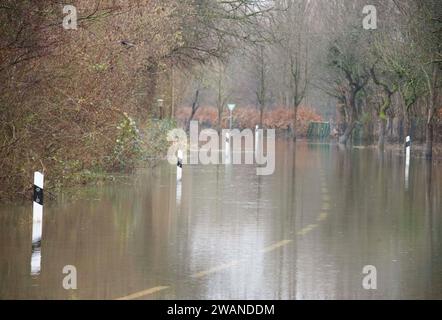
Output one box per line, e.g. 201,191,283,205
1,140,441,300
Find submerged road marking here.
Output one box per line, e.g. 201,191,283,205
261,240,293,253
297,224,318,236
191,260,240,278
296,167,331,237
118,168,334,298
191,240,294,279
116,286,169,300
317,212,328,222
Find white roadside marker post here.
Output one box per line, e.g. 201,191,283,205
405,136,411,189
31,245,42,276
176,181,182,204
255,125,259,153
31,171,44,276
177,149,183,182
225,132,231,164
32,172,44,245
176,149,183,203
226,103,236,165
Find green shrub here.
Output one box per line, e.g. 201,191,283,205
109,113,143,171
142,118,177,166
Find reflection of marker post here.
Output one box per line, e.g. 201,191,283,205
31,246,42,276
405,136,411,189
177,150,183,181
176,181,182,203
225,132,231,164
32,172,44,245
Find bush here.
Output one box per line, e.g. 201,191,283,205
176,105,323,136
108,113,143,171
143,118,177,166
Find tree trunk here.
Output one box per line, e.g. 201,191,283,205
259,105,264,129
187,108,197,132
425,121,434,160
339,121,355,145
187,89,199,132
217,108,223,134
378,119,386,150
292,106,298,142
339,90,357,146
424,65,438,160
387,116,393,141
403,110,411,140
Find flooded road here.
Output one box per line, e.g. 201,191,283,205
1,140,441,300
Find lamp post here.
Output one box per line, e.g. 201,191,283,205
227,104,236,130
157,99,164,120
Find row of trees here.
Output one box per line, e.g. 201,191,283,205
175,0,440,158
320,0,441,158
0,0,271,200
1,0,440,200
170,0,312,135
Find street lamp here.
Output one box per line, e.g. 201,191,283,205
157,99,164,119
227,103,236,130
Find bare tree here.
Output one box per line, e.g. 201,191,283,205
370,63,398,149
327,37,371,145
255,45,268,127
272,0,311,140
210,61,231,132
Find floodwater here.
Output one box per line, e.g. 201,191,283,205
0,140,441,300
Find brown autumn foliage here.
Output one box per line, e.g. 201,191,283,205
1,1,179,199
176,106,322,136
0,0,233,201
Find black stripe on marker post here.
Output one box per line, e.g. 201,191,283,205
33,185,44,205
405,141,411,148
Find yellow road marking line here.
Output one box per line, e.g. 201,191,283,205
261,240,292,253
116,286,169,300
317,212,328,222
191,239,294,279
191,260,239,278
117,172,334,297
297,224,318,236
322,202,331,210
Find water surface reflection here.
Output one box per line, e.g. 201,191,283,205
0,141,441,299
